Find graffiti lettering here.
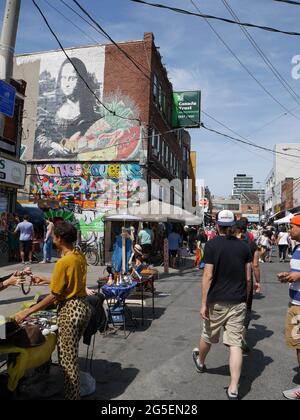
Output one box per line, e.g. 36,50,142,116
31,163,147,209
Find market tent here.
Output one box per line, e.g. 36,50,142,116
104,214,142,222
128,199,203,225
274,213,293,224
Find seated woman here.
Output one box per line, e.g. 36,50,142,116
130,255,155,292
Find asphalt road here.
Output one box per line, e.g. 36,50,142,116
0,256,298,400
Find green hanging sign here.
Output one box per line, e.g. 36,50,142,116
172,91,201,128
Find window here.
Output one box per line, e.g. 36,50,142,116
151,128,160,159
158,84,163,110
161,139,165,163
153,74,158,102
157,134,161,161
166,145,169,167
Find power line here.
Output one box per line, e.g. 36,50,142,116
221,0,300,106
202,110,300,169
274,0,300,5
42,0,150,84
42,0,101,45
201,122,300,159
189,0,300,120
130,0,300,37
60,0,151,75
31,0,142,125
71,0,151,79
60,0,200,127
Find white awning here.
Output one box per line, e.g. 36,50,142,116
274,213,293,224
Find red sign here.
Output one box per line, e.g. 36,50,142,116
199,198,208,207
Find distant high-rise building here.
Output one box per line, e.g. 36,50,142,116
232,174,254,198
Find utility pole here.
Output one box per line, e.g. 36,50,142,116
0,0,21,139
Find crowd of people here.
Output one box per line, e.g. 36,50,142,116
0,212,55,265
192,211,300,400
1,212,300,400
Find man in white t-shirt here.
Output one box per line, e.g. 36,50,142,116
278,215,300,400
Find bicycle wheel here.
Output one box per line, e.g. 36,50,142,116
85,249,99,266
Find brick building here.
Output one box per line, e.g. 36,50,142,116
13,33,196,239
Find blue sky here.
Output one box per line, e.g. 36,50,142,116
2,0,300,196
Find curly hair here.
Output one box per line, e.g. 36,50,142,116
53,222,77,244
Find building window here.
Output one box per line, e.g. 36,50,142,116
153,74,158,103
151,128,160,159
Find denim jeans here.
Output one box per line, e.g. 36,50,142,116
43,237,53,262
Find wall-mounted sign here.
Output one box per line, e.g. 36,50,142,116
172,91,201,128
0,158,26,187
0,80,16,118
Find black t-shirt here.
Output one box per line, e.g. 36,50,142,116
197,233,207,244
247,240,257,260
204,236,253,304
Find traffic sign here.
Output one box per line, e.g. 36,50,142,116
199,198,208,207
0,80,16,118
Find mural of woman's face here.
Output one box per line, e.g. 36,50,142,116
60,63,78,97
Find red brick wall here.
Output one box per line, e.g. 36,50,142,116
104,33,183,179
281,178,294,210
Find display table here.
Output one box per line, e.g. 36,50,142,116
101,282,138,308
0,333,57,392
101,282,138,337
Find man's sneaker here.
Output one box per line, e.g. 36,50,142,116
283,386,300,400
192,348,206,373
226,389,239,400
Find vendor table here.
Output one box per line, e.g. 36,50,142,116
0,333,57,392
101,282,138,337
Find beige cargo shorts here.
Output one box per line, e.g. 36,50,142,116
201,302,247,347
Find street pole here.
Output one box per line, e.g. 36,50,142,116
0,0,21,139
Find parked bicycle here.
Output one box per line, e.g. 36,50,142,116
76,238,104,266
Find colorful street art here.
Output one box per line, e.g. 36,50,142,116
31,163,147,212
44,208,104,241
16,46,145,161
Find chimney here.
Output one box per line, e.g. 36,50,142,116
144,32,155,44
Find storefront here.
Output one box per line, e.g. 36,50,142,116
0,157,26,224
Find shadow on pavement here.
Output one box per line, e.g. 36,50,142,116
239,323,274,399
206,323,274,400
293,367,300,385
80,358,139,400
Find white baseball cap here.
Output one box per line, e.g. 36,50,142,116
217,210,236,227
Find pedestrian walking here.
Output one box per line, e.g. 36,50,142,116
277,214,300,400
277,226,291,262
138,223,154,255
234,220,261,351
195,228,207,269
14,215,34,264
41,218,54,263
168,226,182,269
192,210,252,400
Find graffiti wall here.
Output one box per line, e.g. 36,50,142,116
44,208,104,241
16,46,144,161
32,163,147,210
